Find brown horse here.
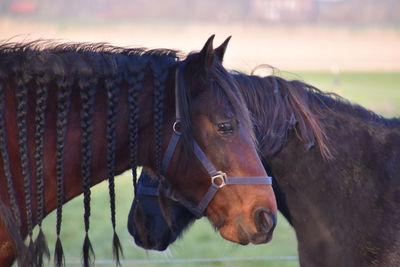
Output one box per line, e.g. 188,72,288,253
129,57,400,265
0,36,277,266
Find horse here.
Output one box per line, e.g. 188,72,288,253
128,60,400,266
0,35,278,267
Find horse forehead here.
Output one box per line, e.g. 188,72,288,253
191,89,235,117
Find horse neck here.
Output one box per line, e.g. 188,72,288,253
14,69,170,234
266,94,400,208
39,81,130,218
43,71,172,213
265,100,400,264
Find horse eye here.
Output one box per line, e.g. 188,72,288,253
217,122,234,134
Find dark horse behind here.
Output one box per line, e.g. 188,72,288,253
129,60,400,266
0,36,278,266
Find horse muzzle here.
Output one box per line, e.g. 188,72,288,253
250,207,277,244
242,207,277,245
218,207,276,245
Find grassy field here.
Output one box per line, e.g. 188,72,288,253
37,72,399,266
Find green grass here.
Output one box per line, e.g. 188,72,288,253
38,72,399,266
39,174,298,267
290,71,400,117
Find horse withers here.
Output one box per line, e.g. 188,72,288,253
129,64,400,266
0,36,277,266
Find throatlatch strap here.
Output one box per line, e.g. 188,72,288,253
174,63,184,121
160,63,183,173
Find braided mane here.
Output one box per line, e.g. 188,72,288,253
0,40,179,266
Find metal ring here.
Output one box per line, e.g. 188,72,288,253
173,120,182,135
211,172,227,188
167,189,179,202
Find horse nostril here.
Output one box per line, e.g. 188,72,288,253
253,208,276,234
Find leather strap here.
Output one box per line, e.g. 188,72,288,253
161,132,180,172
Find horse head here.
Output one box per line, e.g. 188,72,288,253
130,36,277,248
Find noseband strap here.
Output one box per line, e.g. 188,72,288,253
156,63,272,218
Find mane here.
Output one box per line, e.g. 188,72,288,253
212,61,255,139
233,72,331,159
233,71,400,160
0,39,181,57
300,81,400,128
0,40,181,80
0,39,182,267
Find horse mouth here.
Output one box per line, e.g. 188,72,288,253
238,212,275,245
237,229,273,245
133,233,172,251
219,219,274,245
249,232,273,244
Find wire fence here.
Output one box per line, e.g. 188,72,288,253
61,256,298,265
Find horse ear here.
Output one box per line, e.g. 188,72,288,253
214,36,231,62
183,35,216,96
198,34,215,71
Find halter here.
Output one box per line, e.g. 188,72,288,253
141,63,272,218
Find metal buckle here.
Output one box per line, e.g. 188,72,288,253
173,120,182,135
211,171,227,188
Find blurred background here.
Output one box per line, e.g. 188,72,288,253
1,0,400,71
1,1,399,266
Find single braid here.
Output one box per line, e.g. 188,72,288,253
79,77,96,267
15,74,35,254
105,78,123,266
151,61,173,229
127,71,144,195
0,75,28,266
0,80,21,228
54,77,72,267
33,73,50,267
151,61,168,179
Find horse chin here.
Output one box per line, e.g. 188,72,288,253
132,231,179,251
142,241,169,252
154,234,180,251
218,222,273,245
133,236,164,251
248,232,273,245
